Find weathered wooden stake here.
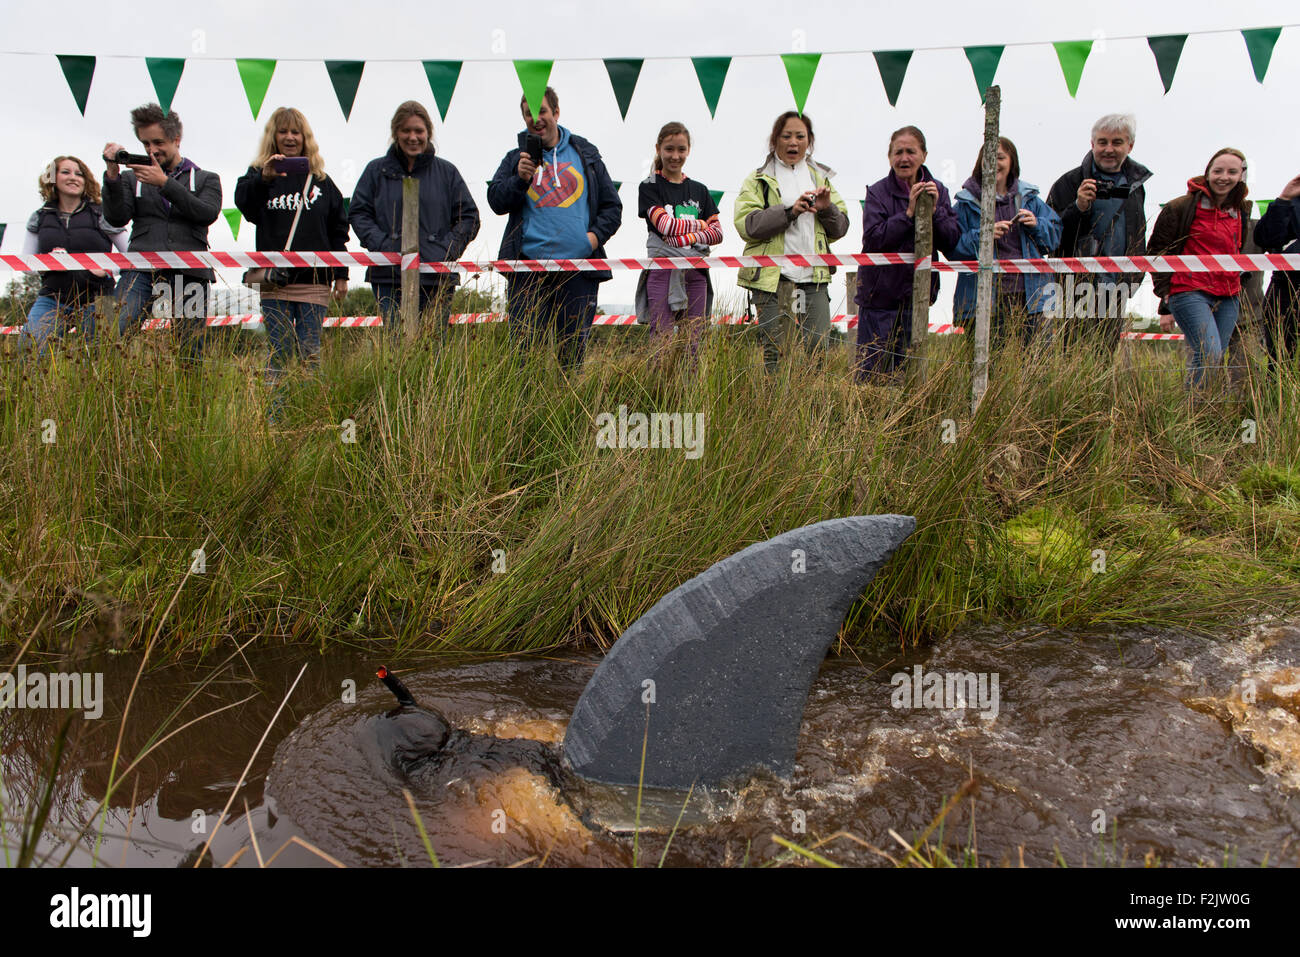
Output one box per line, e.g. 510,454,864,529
906,190,935,392
400,176,420,342
971,85,1001,414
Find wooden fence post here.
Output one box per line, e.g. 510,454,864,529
971,85,1001,414
400,176,420,342
906,191,935,392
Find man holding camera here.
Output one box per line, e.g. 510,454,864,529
1046,113,1152,355
102,102,222,361
487,86,621,369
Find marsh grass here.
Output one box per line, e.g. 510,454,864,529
1,314,1298,659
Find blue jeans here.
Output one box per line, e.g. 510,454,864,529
116,270,209,361
372,279,454,337
1169,290,1240,388
21,296,98,355
261,298,324,380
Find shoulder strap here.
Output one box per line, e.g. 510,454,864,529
284,174,314,250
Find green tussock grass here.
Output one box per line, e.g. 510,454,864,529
2,316,1299,659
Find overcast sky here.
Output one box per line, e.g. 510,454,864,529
2,0,1296,319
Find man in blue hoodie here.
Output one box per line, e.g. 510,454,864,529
487,87,622,368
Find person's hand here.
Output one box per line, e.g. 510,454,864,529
587,231,598,252
993,220,1012,239
102,142,123,180
130,158,168,188
517,153,537,182
1159,314,1176,333
905,181,939,218
1279,175,1300,201
263,155,287,182
1076,179,1097,212
790,193,815,217
812,186,831,212
1015,208,1038,229
332,279,348,301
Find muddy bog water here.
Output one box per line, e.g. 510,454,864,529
4,622,1299,867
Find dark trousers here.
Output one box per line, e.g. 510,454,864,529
506,273,599,369
855,303,911,377
372,278,455,338
116,270,209,362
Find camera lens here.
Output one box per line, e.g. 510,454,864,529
113,149,129,163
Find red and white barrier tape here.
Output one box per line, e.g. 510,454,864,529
2,251,1298,275
1,314,1185,339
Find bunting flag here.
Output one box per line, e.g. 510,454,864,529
57,55,95,115
612,181,623,193
1255,199,1273,218
1242,27,1282,83
692,57,730,117
780,53,820,114
236,59,276,118
422,60,462,120
222,209,241,241
342,196,350,219
145,58,185,114
0,224,6,248
964,45,1003,101
1052,40,1092,97
1147,34,1187,94
872,50,912,106
709,189,724,208
604,58,643,119
325,60,365,120
514,59,553,121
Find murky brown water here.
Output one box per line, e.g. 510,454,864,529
4,622,1299,867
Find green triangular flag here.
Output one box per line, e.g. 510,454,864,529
692,57,730,118
780,53,820,114
0,224,6,248
709,190,724,208
222,209,241,241
145,57,185,114
1052,40,1092,98
964,45,1003,101
1242,27,1282,83
872,50,912,107
343,196,350,218
57,55,95,115
1255,199,1272,218
325,60,365,120
860,199,866,212
603,59,643,120
236,59,276,119
613,181,623,193
1147,35,1187,94
515,60,553,122
422,61,462,121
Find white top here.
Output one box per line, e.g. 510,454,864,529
774,157,816,283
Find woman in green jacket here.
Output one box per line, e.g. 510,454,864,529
734,111,850,372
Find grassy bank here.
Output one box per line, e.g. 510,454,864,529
1,320,1298,658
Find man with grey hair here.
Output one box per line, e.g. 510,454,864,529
1047,113,1152,356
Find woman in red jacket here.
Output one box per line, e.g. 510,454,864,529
1148,148,1251,388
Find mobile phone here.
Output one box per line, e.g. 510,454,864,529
525,134,544,167
275,156,310,174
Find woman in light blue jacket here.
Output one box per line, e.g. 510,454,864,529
952,137,1062,346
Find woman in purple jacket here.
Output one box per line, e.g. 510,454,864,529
855,126,959,378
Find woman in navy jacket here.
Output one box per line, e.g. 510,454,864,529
952,137,1062,347
349,100,480,337
1254,173,1300,365
855,125,959,378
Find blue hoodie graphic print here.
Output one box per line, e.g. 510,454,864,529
520,126,591,259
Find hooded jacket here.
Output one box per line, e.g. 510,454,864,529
1046,151,1152,257
855,166,959,311
101,160,222,282
1254,196,1300,319
952,179,1062,320
349,144,480,287
1147,176,1251,301
733,157,849,294
487,128,622,283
